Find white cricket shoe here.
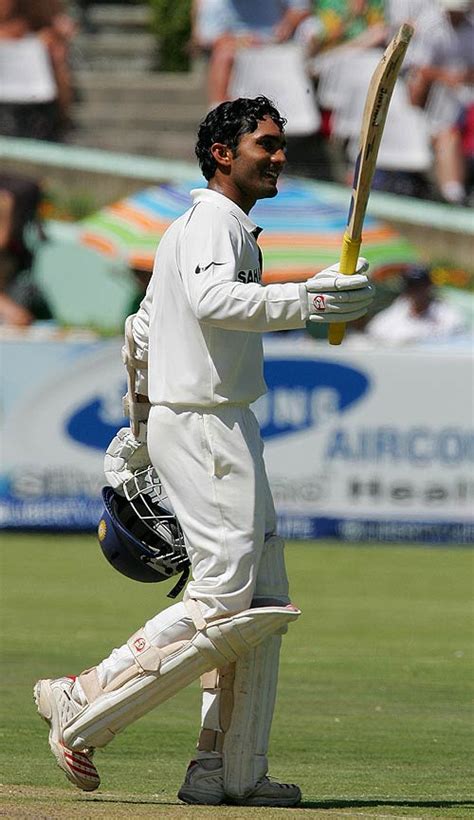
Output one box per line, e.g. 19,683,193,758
34,677,100,792
177,759,301,807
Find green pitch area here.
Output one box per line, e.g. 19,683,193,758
1,534,473,819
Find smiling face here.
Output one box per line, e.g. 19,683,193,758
209,116,287,213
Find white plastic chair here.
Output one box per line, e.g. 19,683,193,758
312,47,363,113
0,35,56,103
229,43,321,136
322,50,383,139
322,49,431,172
344,76,432,172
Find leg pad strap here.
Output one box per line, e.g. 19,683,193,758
197,664,235,753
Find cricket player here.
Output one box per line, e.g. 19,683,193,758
34,96,373,806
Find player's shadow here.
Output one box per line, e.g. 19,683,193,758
302,799,474,811
84,798,180,808
83,797,474,810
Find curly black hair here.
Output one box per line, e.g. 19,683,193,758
195,96,287,181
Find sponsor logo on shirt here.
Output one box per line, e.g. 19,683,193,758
194,261,227,274
237,268,261,283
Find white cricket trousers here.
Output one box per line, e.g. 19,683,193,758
147,403,279,619
91,402,289,699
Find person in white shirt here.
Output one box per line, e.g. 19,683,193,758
366,264,466,343
405,0,474,204
33,96,373,806
191,0,312,107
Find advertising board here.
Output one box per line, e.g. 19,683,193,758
1,336,472,542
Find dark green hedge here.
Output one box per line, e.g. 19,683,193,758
149,0,192,71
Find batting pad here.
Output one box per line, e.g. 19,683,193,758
223,635,282,797
196,535,289,795
63,605,300,751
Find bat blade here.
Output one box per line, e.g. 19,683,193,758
328,22,414,346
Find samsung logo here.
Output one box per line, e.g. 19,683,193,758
65,360,370,449
254,359,370,439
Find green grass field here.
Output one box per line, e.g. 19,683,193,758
1,534,473,819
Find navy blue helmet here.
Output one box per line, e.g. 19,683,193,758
98,468,189,598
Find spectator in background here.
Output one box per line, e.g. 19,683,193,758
307,0,387,56
191,0,312,107
0,173,52,326
305,1,389,184
75,0,96,34
405,0,474,205
0,0,75,140
365,264,467,344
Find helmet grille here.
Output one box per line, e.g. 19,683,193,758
121,466,187,560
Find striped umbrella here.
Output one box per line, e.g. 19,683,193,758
80,176,418,283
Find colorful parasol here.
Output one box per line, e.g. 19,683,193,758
80,176,419,283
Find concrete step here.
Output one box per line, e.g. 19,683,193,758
75,32,157,70
68,5,206,161
74,69,207,106
87,3,151,29
72,100,206,131
68,127,197,162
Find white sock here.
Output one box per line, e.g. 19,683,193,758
75,602,196,696
441,181,465,204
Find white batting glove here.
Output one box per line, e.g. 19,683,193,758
299,258,374,324
104,427,151,494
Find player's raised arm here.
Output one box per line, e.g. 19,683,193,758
179,199,373,332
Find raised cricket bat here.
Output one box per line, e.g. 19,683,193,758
328,22,414,346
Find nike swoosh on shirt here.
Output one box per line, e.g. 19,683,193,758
194,261,227,274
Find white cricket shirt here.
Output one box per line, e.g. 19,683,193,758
133,188,307,406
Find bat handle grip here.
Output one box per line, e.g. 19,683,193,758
328,233,362,346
